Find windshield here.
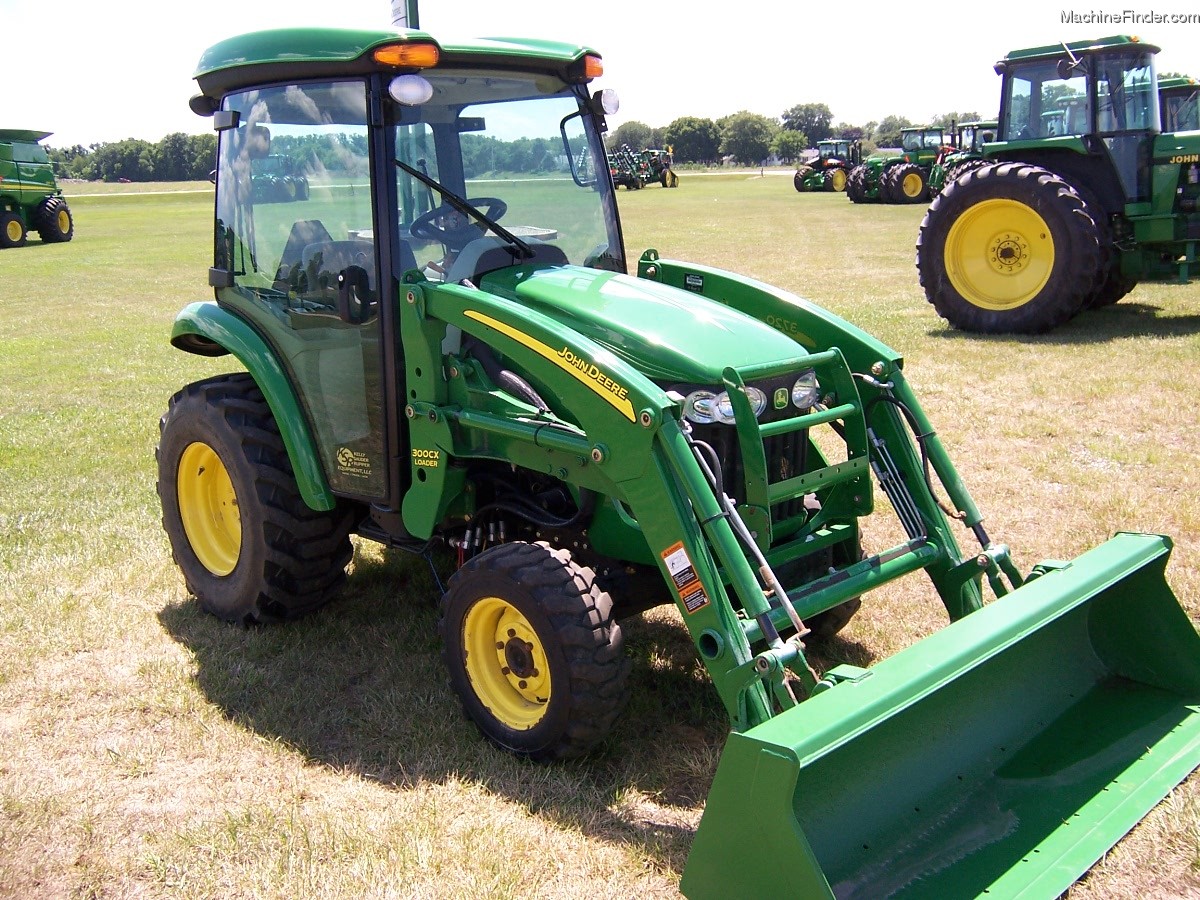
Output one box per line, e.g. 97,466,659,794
392,68,622,279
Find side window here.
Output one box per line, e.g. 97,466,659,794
1005,64,1089,139
215,81,386,499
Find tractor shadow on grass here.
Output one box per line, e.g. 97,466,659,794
929,302,1200,344
157,546,875,877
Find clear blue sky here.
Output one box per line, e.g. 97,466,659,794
6,0,1199,147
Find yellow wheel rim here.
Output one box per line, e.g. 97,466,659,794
463,596,551,730
177,441,241,576
57,209,71,233
831,169,848,191
902,172,924,197
945,198,1055,311
6,219,22,242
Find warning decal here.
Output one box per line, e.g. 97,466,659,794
661,541,709,614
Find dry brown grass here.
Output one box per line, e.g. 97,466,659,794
1,175,1198,898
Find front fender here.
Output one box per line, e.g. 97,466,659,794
170,301,336,511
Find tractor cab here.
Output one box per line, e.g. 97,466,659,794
994,35,1160,202
196,31,623,498
952,120,998,153
899,127,949,162
1159,75,1199,132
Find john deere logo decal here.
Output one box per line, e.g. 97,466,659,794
463,310,636,421
774,387,789,409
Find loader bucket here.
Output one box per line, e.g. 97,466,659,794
682,532,1200,899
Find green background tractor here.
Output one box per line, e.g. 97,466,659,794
928,119,998,196
847,127,948,204
794,139,861,193
0,129,74,248
918,35,1200,333
159,21,1200,898
643,147,678,187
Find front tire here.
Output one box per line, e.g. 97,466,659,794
33,197,73,242
156,373,355,623
916,162,1102,333
440,542,631,760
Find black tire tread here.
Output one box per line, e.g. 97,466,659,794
440,541,631,760
916,162,1102,333
157,372,355,623
33,196,73,242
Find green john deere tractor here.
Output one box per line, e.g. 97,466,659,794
918,35,1200,332
794,139,861,192
643,147,678,187
251,153,311,202
160,21,1200,899
928,119,998,196
846,127,949,204
0,129,74,248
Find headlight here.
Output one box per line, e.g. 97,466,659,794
791,371,820,409
684,387,767,424
684,390,720,424
744,386,768,417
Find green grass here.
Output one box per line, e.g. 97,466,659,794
2,174,1199,898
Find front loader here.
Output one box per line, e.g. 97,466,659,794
160,21,1200,898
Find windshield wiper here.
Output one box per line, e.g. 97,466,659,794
395,159,533,260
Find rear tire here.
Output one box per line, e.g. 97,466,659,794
440,541,631,760
916,162,1102,333
885,163,928,203
828,167,848,192
156,373,355,623
846,165,869,203
0,211,27,248
33,196,73,243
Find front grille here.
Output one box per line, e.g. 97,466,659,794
692,416,810,525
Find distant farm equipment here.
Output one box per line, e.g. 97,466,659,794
794,140,862,193
0,129,74,248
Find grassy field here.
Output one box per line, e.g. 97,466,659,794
1,174,1199,898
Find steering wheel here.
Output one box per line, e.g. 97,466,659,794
410,198,508,249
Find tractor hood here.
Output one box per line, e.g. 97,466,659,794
481,265,804,384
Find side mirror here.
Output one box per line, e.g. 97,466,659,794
1057,58,1077,80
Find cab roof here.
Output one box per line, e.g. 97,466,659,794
0,129,51,143
1000,34,1160,64
193,27,599,99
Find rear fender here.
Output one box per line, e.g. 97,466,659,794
170,301,336,511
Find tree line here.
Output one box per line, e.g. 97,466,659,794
47,133,218,183
43,101,990,182
606,103,987,165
